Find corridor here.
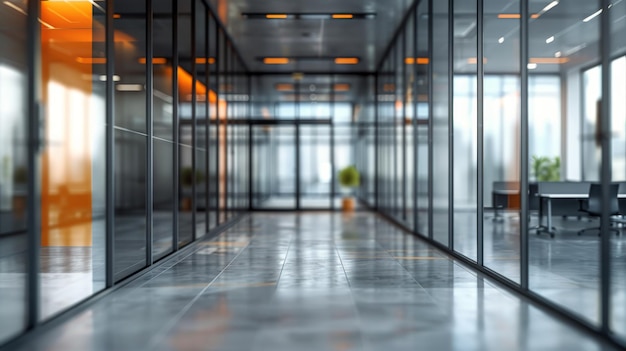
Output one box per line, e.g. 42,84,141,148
8,213,617,351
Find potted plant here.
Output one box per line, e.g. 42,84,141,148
338,165,360,212
531,156,561,181
180,167,204,211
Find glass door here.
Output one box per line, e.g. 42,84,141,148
253,125,296,209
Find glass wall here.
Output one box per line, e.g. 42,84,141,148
0,0,28,343
39,0,107,318
356,0,626,346
248,74,362,210
0,0,250,343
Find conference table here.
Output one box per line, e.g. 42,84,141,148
537,193,626,236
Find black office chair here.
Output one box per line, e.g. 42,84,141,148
578,183,621,236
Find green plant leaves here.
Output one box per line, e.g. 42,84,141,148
531,156,560,181
338,165,360,188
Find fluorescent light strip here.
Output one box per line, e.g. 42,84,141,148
3,1,25,15
116,84,144,92
546,36,554,43
335,57,359,64
583,9,602,22
542,1,559,12
263,57,290,64
266,14,288,19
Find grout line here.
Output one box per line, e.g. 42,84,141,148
146,232,253,349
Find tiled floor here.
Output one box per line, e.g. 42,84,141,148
7,212,620,351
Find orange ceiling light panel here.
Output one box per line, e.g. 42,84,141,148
405,57,430,64
335,57,359,64
113,13,121,19
266,14,288,19
498,13,540,19
529,57,570,64
76,57,106,64
264,57,290,64
498,13,521,19
196,57,216,64
138,57,167,64
334,83,350,92
467,57,488,64
275,83,295,91
332,14,354,19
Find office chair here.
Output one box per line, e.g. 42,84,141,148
578,183,621,236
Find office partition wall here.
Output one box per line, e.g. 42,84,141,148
0,0,250,345
358,0,626,347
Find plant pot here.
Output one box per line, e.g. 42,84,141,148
342,196,355,212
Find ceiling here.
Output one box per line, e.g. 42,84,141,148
206,0,415,73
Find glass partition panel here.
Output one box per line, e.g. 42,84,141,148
177,0,193,246
254,125,296,209
0,0,28,341
528,0,601,325
610,0,626,339
300,125,331,209
432,0,450,246
113,0,148,282
194,0,207,237
416,0,430,236
152,0,174,260
482,0,521,283
453,0,478,261
208,13,218,230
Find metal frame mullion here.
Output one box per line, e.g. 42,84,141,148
331,75,336,210
296,82,301,210
204,7,210,232
476,0,484,266
448,0,454,250
172,0,180,250
600,0,612,333
215,28,221,223
402,32,407,222
247,75,252,211
427,0,434,239
146,0,154,265
105,0,115,288
27,0,42,328
520,0,529,289
374,74,379,210
190,0,197,241
393,48,398,218
413,6,419,234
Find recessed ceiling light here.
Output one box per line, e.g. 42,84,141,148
498,37,504,44
546,36,554,43
583,9,602,22
266,14,288,19
542,1,559,12
335,57,359,64
138,57,167,64
527,63,538,69
76,57,106,64
555,51,562,57
263,57,290,64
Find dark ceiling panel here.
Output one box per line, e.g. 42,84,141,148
207,0,415,73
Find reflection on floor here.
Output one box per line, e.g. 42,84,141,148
432,209,626,330
10,213,619,351
255,196,362,209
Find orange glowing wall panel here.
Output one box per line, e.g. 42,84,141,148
40,0,96,247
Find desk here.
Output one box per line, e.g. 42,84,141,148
492,189,520,221
537,193,626,236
